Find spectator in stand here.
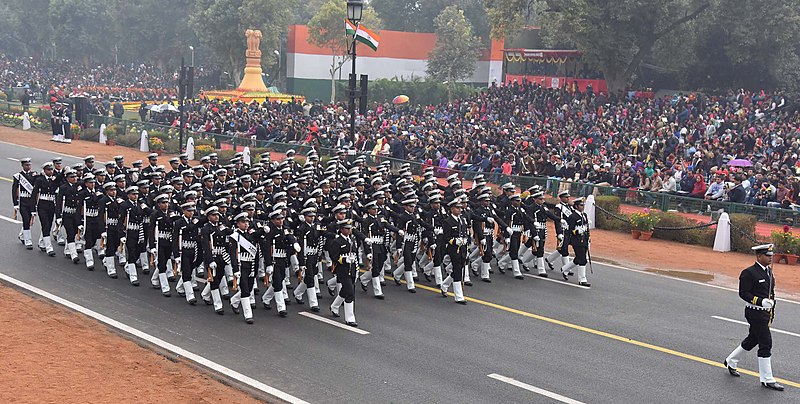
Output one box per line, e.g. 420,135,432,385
705,176,726,200
689,173,707,198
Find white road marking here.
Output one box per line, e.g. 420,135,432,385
298,311,370,335
0,272,311,404
6,157,20,161
0,214,22,224
488,373,585,404
523,273,590,289
711,316,800,338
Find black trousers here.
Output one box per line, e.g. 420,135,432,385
63,214,79,243
335,265,355,303
527,233,546,258
105,230,121,257
124,228,144,262
273,258,288,292
742,308,773,357
433,238,445,266
509,233,521,260
558,234,571,256
179,246,198,282
447,247,466,281
402,241,416,272
572,243,588,266
239,261,254,298
84,217,101,248
20,202,34,230
155,241,171,274
371,247,387,277
481,235,493,264
38,205,54,236
209,256,226,289
303,254,319,287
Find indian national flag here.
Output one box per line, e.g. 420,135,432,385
345,20,380,51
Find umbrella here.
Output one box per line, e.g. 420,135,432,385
147,104,179,113
727,159,752,167
392,95,409,105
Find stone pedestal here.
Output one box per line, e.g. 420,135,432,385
238,29,268,92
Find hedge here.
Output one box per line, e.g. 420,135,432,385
729,213,762,253
652,212,714,247
594,195,630,232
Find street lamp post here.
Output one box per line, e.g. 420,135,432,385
273,49,280,90
346,0,363,145
189,46,195,67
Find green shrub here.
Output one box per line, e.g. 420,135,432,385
336,76,481,105
0,91,6,101
594,195,627,230
652,212,714,246
729,213,763,253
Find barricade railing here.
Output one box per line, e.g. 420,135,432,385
86,114,800,226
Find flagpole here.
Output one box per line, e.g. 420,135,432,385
349,22,358,145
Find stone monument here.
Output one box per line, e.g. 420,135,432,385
238,29,268,92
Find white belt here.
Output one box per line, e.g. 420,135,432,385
20,191,32,198
211,247,226,255
39,194,55,201
342,253,357,264
404,234,416,242
239,255,254,262
64,206,77,214
126,224,141,231
575,225,588,233
304,247,318,255
745,303,770,311
181,240,197,249
274,249,287,258
157,231,171,240
434,227,443,235
85,209,99,217
366,236,383,244
534,222,547,229
511,225,523,232
107,218,118,226
453,237,468,246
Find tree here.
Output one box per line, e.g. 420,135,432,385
426,6,482,101
113,0,197,68
306,0,382,102
49,0,118,64
373,0,490,40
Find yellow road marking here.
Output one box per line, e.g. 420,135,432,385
0,176,12,182
377,271,800,388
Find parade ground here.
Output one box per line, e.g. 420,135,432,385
0,126,799,403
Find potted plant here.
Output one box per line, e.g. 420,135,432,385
629,209,660,240
771,227,793,264
149,137,165,155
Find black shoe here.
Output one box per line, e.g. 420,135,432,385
311,306,320,312
109,273,118,279
222,293,231,301
545,259,554,271
522,265,530,272
168,276,177,282
262,302,271,310
151,283,160,290
482,278,492,283
380,281,387,286
216,309,224,315
177,290,185,297
39,246,45,252
231,305,240,315
538,273,548,278
284,298,291,305
192,284,200,291
424,273,432,282
360,282,368,292
498,267,505,274
245,318,254,324
26,245,33,251
723,360,740,377
375,295,385,300
330,308,340,317
196,271,205,279
87,265,94,271
287,284,294,290
295,297,304,304
413,276,419,282
72,258,80,265
568,271,574,276
58,241,65,246
188,298,197,305
515,275,524,280
465,281,473,287
394,277,401,286
162,291,171,297
142,267,149,274
489,269,494,274
47,251,56,257
456,300,467,305
440,289,448,298
562,272,569,281
327,286,335,296
131,280,140,287
762,382,784,391
278,310,287,317
408,288,416,293
470,268,478,277
579,282,591,288
204,299,212,306
346,321,358,327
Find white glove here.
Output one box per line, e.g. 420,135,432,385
293,242,301,253
487,217,494,224
120,237,126,243
13,205,19,212
398,230,405,238
506,227,513,235
266,265,274,275
366,253,373,261
761,298,774,309
78,225,84,232
209,262,217,271
149,248,157,255
558,234,564,241
430,243,436,250
534,235,541,242
101,232,107,239
31,211,38,217
480,239,486,247
174,257,181,266
56,218,62,225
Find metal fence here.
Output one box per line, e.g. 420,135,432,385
87,114,800,226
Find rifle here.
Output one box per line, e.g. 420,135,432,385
587,242,594,275
150,219,158,269
13,206,17,221
208,229,215,283
121,210,129,257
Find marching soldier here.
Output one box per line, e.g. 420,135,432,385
392,197,420,292
119,186,146,286
439,197,469,304
525,190,561,277
173,202,201,304
547,191,574,274
12,157,37,250
99,182,122,278
294,206,322,311
55,170,81,264
723,244,784,391
328,219,359,327
32,162,58,256
78,174,103,270
229,212,259,323
260,209,299,317
564,198,591,287
201,206,234,315
359,200,399,299
148,193,174,296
